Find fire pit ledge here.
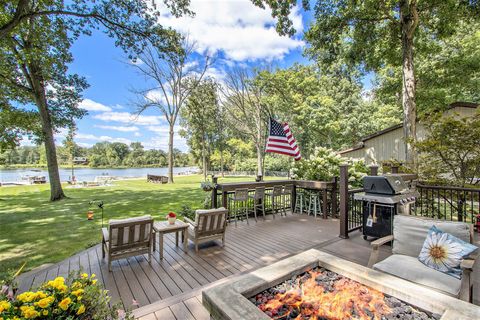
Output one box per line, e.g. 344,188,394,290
202,249,480,320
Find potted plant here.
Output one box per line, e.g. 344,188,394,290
200,181,215,192
166,212,176,225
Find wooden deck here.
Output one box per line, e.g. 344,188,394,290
16,214,479,320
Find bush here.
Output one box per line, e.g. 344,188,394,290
291,147,369,188
0,272,131,320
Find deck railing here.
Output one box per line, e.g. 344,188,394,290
213,179,338,218
414,184,480,223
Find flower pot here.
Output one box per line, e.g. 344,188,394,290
168,217,176,225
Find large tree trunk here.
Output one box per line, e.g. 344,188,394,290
31,74,65,201
400,0,419,167
202,135,207,181
168,124,174,183
256,144,263,178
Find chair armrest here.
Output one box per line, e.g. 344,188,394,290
370,235,394,249
102,227,109,242
184,217,196,227
461,259,475,271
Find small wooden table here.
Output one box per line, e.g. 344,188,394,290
153,220,189,259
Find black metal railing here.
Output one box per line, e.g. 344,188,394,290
347,188,364,232
414,184,480,223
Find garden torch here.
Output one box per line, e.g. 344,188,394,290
89,199,105,228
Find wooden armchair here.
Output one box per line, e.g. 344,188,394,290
184,208,228,253
102,215,154,271
368,214,477,302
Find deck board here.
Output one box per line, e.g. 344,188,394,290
17,213,479,319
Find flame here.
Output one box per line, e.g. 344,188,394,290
257,270,392,320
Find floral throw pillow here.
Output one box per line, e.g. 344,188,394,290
418,225,478,279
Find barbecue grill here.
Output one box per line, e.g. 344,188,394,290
354,175,419,240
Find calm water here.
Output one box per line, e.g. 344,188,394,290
0,167,198,183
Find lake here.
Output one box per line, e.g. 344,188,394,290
0,167,198,183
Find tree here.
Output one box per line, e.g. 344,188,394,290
63,123,77,180
253,0,480,165
131,38,211,183
1,0,194,200
415,111,480,186
180,78,220,180
220,68,271,178
1,11,88,200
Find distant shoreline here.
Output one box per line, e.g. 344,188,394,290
0,164,195,170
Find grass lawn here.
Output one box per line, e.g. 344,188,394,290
0,175,266,279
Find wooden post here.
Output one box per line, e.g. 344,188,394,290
391,165,399,174
322,189,328,219
212,176,219,208
222,191,228,210
339,165,349,239
369,165,379,176
292,184,297,214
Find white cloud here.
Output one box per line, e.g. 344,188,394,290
93,111,162,125
155,0,304,61
76,133,133,145
79,99,112,112
134,132,142,137
95,125,140,132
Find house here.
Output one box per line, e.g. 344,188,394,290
338,102,479,164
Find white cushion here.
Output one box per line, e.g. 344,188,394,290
373,254,461,297
392,215,471,257
194,207,226,225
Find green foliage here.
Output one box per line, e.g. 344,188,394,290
0,271,132,319
414,111,480,186
291,147,368,188
178,205,196,221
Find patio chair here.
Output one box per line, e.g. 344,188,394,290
230,188,250,226
368,214,477,302
270,185,284,218
281,184,294,214
249,187,266,221
184,207,229,253
102,215,154,272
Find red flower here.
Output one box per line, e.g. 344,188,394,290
168,212,176,218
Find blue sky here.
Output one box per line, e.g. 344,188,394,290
44,0,369,152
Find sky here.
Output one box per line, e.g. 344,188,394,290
37,0,367,152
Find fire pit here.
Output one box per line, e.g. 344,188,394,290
252,267,438,320
202,249,480,320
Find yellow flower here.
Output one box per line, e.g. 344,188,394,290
35,296,54,309
72,289,84,297
0,300,11,313
17,292,36,303
77,304,86,315
71,281,83,289
34,291,47,299
42,310,49,316
81,273,88,279
58,297,71,311
20,306,40,319
91,274,96,278
92,279,97,285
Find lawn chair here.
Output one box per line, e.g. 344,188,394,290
184,208,228,253
102,215,154,271
368,214,477,302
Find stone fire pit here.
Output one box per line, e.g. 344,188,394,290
202,249,480,320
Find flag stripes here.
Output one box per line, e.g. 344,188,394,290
265,118,301,160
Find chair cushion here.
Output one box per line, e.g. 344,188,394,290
109,215,152,225
392,215,471,257
418,226,478,279
373,254,461,297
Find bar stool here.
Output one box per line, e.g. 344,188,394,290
282,184,294,214
270,185,284,218
307,190,322,218
294,189,306,214
248,187,266,221
230,188,249,226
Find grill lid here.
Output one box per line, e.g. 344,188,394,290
362,175,409,195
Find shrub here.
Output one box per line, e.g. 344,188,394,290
291,147,369,188
0,272,131,320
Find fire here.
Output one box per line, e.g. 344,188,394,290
257,270,392,320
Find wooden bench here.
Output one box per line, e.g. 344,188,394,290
147,174,168,184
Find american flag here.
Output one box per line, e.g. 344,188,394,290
265,118,301,160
